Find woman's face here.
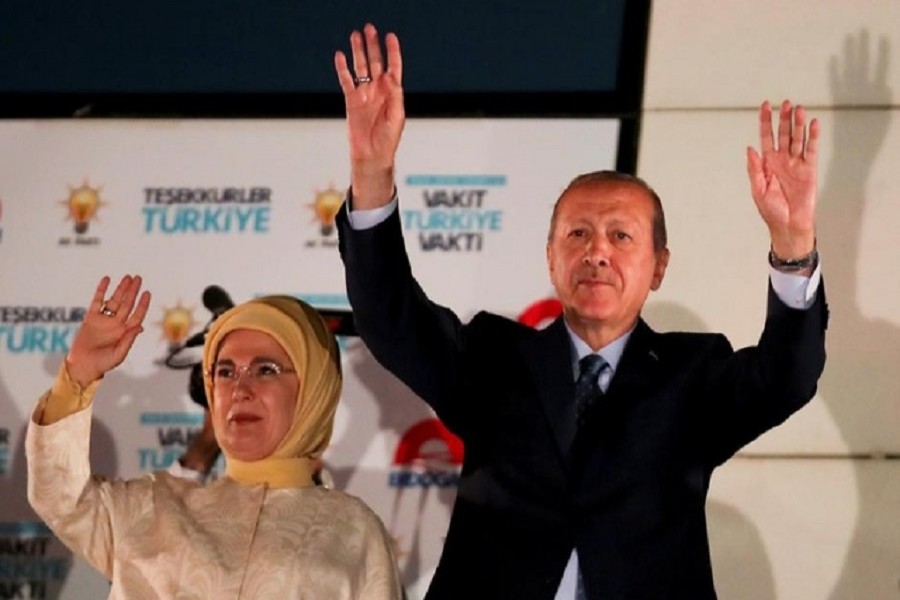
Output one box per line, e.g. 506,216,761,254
210,329,300,461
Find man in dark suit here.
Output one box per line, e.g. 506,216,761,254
334,25,827,599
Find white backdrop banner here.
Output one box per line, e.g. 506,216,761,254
0,118,620,599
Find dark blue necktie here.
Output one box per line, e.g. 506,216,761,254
573,354,607,600
575,354,607,429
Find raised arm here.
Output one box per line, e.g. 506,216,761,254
28,275,151,578
38,274,150,424
746,100,820,274
334,23,406,209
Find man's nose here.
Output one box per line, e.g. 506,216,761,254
583,235,610,267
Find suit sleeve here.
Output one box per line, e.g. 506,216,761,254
337,203,472,436
702,281,828,466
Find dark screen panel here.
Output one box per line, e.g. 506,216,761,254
0,0,651,179
1,2,625,94
0,0,650,120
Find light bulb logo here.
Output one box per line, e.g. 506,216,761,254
62,180,105,234
309,185,344,237
157,301,197,348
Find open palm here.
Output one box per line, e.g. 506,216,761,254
335,25,405,182
746,100,819,255
67,275,151,387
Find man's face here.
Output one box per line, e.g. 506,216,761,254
546,181,669,338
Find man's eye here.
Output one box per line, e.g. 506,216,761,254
569,229,586,238
614,231,632,241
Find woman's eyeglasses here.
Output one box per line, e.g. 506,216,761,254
207,361,296,385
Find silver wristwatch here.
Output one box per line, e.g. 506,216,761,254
768,247,819,272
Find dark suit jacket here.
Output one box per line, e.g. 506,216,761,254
337,206,828,599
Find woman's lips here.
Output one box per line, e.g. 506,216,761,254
227,411,262,424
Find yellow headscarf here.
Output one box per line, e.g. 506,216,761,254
202,296,342,488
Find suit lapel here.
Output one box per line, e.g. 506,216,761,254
519,317,578,463
570,319,665,471
605,319,663,405
518,318,664,468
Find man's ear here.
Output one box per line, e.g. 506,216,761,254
651,248,670,291
546,242,555,279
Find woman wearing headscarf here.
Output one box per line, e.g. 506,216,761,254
27,275,402,599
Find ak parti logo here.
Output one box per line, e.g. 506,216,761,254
156,300,199,351
58,180,105,246
305,184,344,247
62,180,105,234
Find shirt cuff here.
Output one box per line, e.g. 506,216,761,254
769,258,822,310
33,361,101,425
345,195,398,230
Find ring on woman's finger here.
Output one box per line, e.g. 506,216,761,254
99,302,117,317
353,76,372,86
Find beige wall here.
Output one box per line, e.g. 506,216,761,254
641,2,899,598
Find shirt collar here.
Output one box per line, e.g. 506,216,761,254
563,319,635,376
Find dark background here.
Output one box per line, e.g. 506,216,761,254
0,0,651,169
